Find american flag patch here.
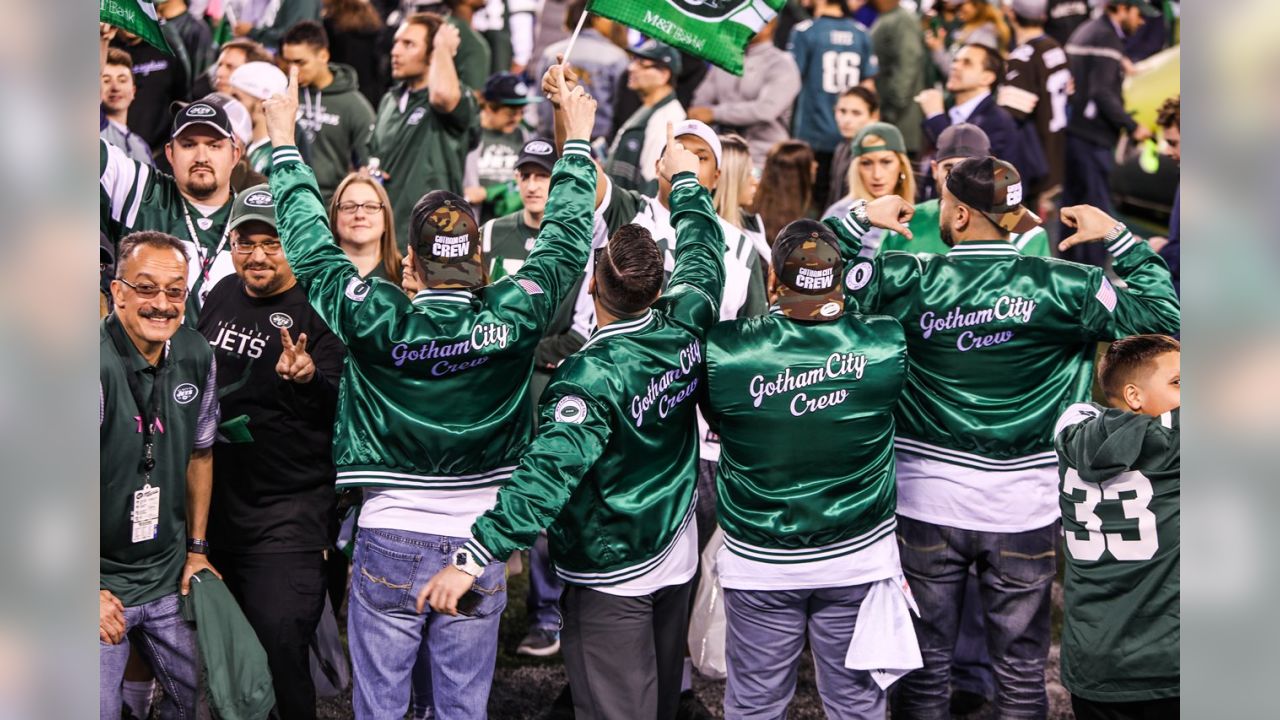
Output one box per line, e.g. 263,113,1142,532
1094,277,1117,312
515,278,544,296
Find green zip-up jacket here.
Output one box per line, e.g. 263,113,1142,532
705,310,907,562
267,141,596,492
465,172,726,585
829,211,1181,470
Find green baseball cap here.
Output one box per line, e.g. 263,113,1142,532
1110,0,1162,17
228,184,277,233
771,220,845,322
630,40,683,77
851,122,907,157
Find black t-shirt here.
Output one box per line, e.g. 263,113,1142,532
113,38,187,151
197,276,347,553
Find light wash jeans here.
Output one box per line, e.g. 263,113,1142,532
99,592,199,720
347,528,507,720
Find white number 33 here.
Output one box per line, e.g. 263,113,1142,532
1063,470,1159,562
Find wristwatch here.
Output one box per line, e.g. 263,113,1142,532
452,548,485,578
187,538,210,555
850,198,870,228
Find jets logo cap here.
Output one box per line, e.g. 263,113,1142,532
772,219,844,322
171,98,233,140
228,184,277,232
516,138,558,174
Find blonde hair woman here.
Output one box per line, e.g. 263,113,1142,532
713,133,769,316
824,122,917,256
328,172,403,285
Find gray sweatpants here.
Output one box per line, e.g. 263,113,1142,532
560,579,695,720
724,584,886,720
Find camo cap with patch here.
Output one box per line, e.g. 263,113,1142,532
772,219,845,322
411,190,484,289
945,156,1042,234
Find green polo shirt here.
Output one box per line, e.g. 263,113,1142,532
100,315,219,607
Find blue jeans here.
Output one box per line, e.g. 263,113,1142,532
527,531,563,630
347,528,507,720
99,592,199,720
723,585,884,720
894,516,1057,720
952,571,995,700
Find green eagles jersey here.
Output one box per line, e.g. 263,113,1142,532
829,211,1180,528
466,172,726,584
100,315,219,607
705,311,907,561
267,141,596,493
99,139,237,323
370,85,480,250
1055,404,1180,702
879,198,1051,257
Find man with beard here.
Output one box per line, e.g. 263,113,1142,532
100,82,244,322
100,231,220,719
369,12,478,249
824,158,1180,718
197,185,346,720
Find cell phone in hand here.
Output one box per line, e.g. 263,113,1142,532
456,588,484,617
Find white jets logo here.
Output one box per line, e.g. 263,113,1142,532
1006,181,1023,207
525,140,553,156
819,302,841,317
554,395,588,424
269,312,293,328
186,104,216,117
406,108,427,126
845,262,874,291
344,277,371,302
173,383,199,404
244,191,273,207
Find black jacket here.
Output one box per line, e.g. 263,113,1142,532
1065,17,1138,148
923,93,1027,177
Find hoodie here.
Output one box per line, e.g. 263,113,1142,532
297,64,376,202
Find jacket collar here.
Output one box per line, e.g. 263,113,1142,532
947,239,1020,258
581,309,654,349
412,288,475,306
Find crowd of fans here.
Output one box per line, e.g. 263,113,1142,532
99,1,1182,719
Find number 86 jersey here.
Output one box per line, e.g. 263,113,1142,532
1054,403,1180,703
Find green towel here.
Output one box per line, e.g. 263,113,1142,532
180,570,276,719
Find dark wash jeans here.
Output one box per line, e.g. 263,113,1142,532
894,516,1058,720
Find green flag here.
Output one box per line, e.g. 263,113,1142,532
100,0,172,54
586,0,785,75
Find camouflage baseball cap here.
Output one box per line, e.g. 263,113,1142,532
410,190,484,289
772,219,844,322
228,184,277,233
944,156,1042,234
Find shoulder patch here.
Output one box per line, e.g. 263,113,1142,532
1094,276,1117,312
845,261,874,291
515,277,544,296
554,395,588,424
345,277,371,303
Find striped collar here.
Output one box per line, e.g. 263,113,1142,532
582,309,654,349
947,240,1020,258
412,288,475,306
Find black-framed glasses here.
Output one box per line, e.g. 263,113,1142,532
232,239,283,255
338,201,384,215
118,278,189,302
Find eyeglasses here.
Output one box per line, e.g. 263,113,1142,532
338,201,384,215
232,240,283,255
118,278,189,302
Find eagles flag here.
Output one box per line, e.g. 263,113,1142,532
587,0,786,75
100,0,173,54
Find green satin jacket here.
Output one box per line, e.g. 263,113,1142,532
268,141,596,492
704,310,908,561
829,211,1181,468
466,172,726,584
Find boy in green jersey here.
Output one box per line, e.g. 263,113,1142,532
822,157,1179,717
261,67,599,720
1055,334,1180,720
421,124,726,720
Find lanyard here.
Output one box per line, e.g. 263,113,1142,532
182,197,233,296
106,315,168,486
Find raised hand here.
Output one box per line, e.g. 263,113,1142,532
276,328,316,384
262,65,300,148
657,122,700,183
542,54,579,108
558,70,597,143
1059,204,1121,252
433,22,462,59
864,195,916,238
